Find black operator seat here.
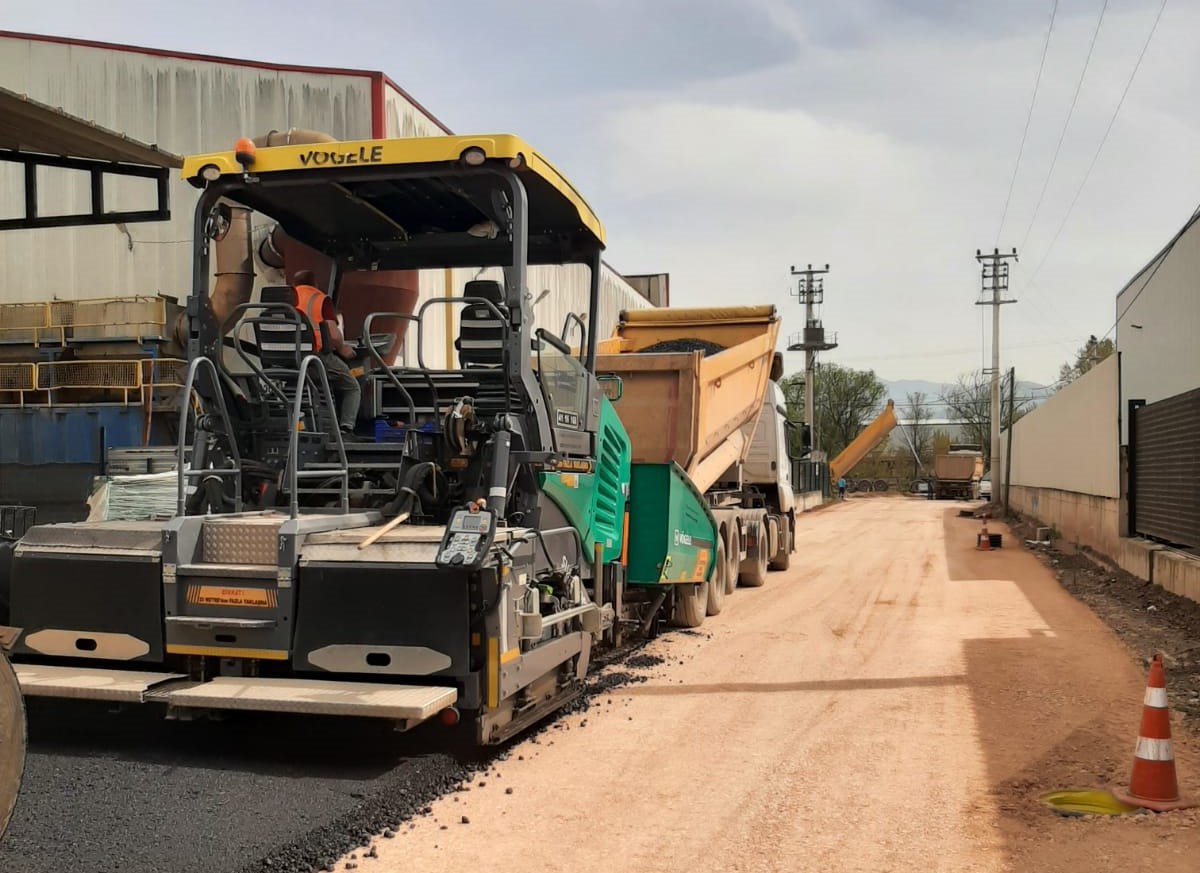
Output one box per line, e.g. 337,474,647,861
254,285,323,370
456,280,507,369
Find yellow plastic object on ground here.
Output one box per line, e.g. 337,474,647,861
1039,789,1141,817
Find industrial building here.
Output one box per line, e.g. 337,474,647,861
1115,207,1200,552
1003,203,1200,578
0,30,654,518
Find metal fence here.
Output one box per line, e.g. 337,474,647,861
0,357,186,407
792,458,830,497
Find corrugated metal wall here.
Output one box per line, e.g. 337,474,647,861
1131,387,1200,549
0,35,376,303
0,35,655,362
1004,355,1119,498
383,83,447,139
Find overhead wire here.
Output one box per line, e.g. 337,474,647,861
1018,0,1110,253
1098,200,1199,341
996,0,1060,246
1027,0,1170,283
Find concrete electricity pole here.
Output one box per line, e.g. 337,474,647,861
787,264,837,453
974,248,1017,485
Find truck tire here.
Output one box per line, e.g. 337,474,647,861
739,521,769,588
706,539,727,616
671,579,708,628
769,516,791,571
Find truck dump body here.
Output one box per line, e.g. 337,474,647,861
932,451,984,500
829,400,897,482
594,306,781,588
594,306,781,493
934,454,984,482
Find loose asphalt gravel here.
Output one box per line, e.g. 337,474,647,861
0,646,664,873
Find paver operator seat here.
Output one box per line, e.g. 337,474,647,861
456,279,507,369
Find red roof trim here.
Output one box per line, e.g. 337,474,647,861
370,74,386,139
0,30,453,136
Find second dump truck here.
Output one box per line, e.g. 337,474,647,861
932,445,984,500
1,132,797,745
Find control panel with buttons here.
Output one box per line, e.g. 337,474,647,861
435,506,497,570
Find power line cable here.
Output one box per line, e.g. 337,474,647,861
1019,0,1110,252
996,0,1060,245
1027,0,1169,282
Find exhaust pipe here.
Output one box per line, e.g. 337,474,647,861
210,203,254,327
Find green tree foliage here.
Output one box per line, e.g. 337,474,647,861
778,373,805,421
1058,334,1114,386
813,363,887,458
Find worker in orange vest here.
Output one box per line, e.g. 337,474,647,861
291,270,361,437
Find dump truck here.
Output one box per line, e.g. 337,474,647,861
828,400,898,486
932,445,984,500
595,307,797,625
0,132,794,745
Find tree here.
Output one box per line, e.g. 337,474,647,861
775,372,809,457
812,363,887,458
777,373,805,422
1058,334,1114,386
902,391,933,477
943,370,1032,453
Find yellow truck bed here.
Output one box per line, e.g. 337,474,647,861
594,306,781,493
829,401,898,481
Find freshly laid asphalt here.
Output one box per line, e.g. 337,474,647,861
0,700,484,873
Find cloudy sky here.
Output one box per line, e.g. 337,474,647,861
6,0,1196,385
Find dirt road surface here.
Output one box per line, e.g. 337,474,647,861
347,498,1200,873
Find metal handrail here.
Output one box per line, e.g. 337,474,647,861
362,311,421,427
176,356,244,516
560,312,587,364
414,295,514,419
221,301,308,408
415,295,510,370
287,354,349,518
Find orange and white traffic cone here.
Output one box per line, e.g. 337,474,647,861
976,517,991,551
1114,654,1195,811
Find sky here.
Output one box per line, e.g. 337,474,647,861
5,0,1197,386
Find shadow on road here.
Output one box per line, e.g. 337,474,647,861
947,508,1200,870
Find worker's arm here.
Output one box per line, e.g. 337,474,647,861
324,319,356,360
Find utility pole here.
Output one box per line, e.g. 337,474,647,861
787,264,837,453
974,248,1017,489
1003,366,1015,513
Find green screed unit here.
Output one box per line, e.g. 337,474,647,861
626,463,717,585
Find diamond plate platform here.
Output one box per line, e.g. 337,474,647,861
167,677,457,721
201,515,284,565
16,664,186,702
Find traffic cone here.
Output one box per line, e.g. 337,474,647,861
976,517,991,551
1114,654,1195,811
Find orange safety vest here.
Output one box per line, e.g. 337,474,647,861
293,284,330,353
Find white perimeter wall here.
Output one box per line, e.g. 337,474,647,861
1005,354,1119,498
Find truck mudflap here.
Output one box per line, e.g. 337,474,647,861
11,662,457,725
